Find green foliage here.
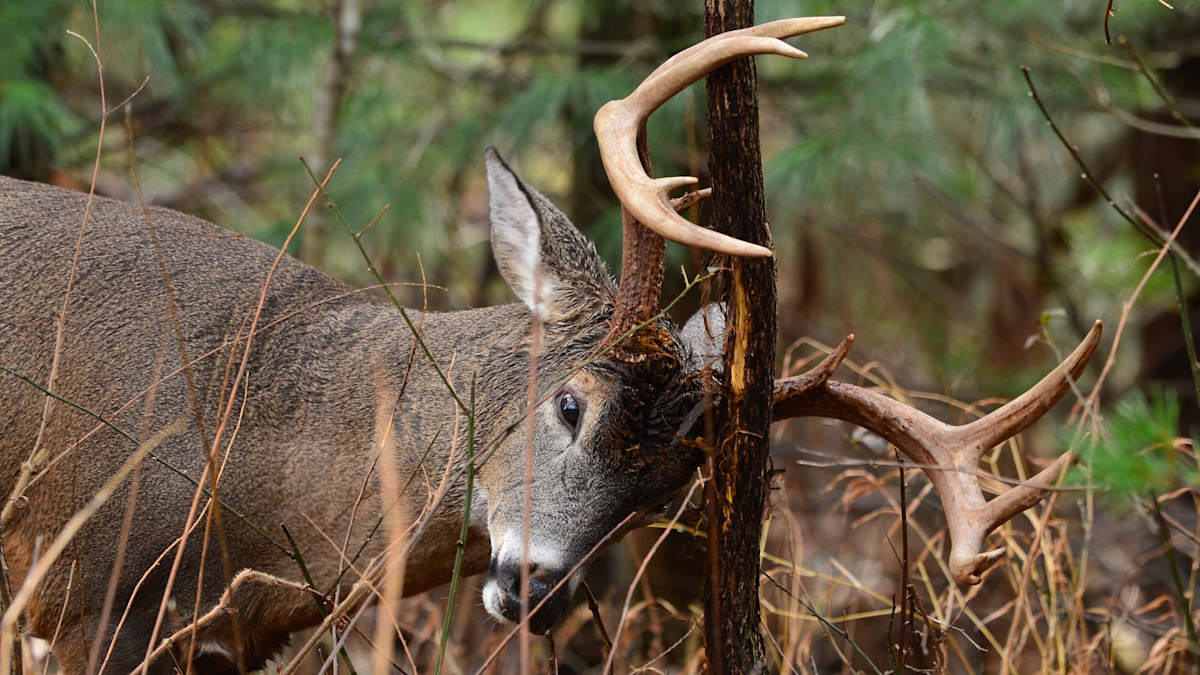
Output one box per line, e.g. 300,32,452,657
5,1,1200,671
0,79,74,173
1071,389,1199,509
3,0,1197,389
0,0,76,176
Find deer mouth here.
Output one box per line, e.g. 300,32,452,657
482,557,577,634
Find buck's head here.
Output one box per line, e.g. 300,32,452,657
473,12,1103,638
474,17,849,634
476,149,722,633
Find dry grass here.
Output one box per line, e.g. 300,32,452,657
9,5,1198,673
241,338,1197,675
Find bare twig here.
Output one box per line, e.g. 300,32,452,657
580,581,613,658
1020,66,1200,278
602,480,702,674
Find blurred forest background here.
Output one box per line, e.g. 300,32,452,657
3,0,1200,672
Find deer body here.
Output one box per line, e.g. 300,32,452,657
0,151,713,672
0,15,1100,674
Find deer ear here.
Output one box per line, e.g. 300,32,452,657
486,147,548,317
485,147,616,324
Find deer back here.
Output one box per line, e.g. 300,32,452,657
0,150,718,672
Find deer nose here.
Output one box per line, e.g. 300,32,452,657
484,557,572,634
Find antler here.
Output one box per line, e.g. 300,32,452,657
596,16,845,350
595,16,844,260
773,321,1102,584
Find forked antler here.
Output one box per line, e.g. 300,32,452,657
596,16,845,350
595,16,844,260
773,321,1102,584
595,16,1100,587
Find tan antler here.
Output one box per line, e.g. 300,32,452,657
596,16,845,351
595,16,844,260
773,321,1102,584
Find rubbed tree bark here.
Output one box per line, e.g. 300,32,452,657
702,0,776,673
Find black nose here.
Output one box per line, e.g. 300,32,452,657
487,557,573,634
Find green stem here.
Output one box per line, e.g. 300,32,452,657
281,524,357,675
1149,494,1200,654
1168,254,1200,411
435,381,476,675
1119,37,1194,131
301,159,469,414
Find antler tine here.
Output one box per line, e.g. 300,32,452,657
773,321,1103,584
594,16,845,259
953,320,1102,451
773,334,855,401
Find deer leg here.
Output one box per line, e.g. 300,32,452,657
139,569,330,674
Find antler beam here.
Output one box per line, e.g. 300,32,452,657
773,321,1102,584
596,16,844,354
594,16,846,260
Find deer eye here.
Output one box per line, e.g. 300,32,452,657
557,392,581,431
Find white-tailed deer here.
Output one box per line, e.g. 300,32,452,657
0,16,1099,674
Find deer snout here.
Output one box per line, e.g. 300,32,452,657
482,557,574,634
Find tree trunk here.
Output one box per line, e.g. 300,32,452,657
702,0,777,673
301,0,360,265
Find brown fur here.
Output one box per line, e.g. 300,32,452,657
0,151,716,672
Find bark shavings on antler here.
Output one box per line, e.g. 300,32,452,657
773,321,1103,584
